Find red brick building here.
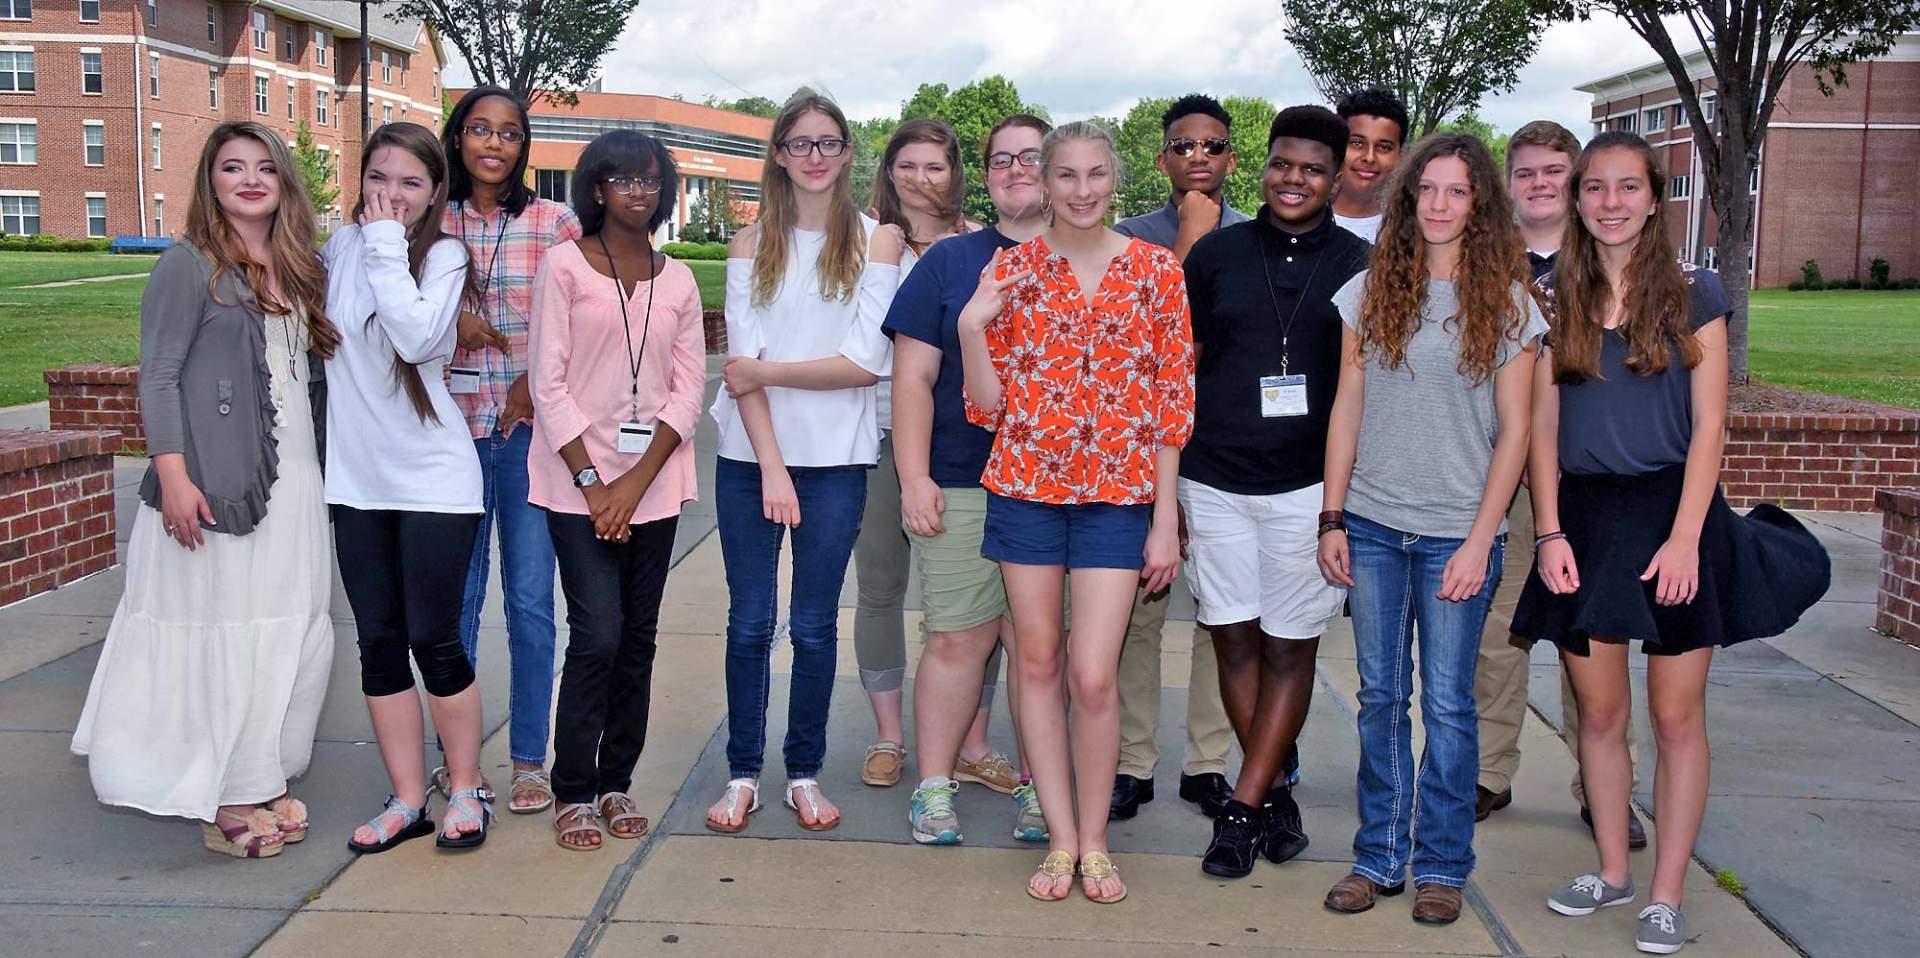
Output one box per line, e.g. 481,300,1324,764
1578,34,1920,288
0,0,444,241
453,87,770,242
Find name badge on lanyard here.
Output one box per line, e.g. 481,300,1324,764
447,367,482,395
617,420,655,454
1259,374,1308,418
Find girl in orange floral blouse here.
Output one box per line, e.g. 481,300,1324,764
957,121,1194,905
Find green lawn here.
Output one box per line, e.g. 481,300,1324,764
686,259,724,311
1747,288,1920,409
0,251,159,286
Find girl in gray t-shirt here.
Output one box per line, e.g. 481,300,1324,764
1312,133,1543,916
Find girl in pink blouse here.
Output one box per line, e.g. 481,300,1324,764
527,131,706,851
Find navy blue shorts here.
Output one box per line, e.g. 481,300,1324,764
981,493,1151,570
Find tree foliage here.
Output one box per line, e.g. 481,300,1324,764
1281,0,1554,136
1112,95,1281,220
1435,114,1509,175
1551,0,1920,379
292,121,339,221
392,0,641,106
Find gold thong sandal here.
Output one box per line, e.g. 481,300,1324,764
1027,850,1076,901
1079,851,1128,904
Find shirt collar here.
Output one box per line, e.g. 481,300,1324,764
1252,205,1339,250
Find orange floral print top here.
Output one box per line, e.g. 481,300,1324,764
963,235,1195,505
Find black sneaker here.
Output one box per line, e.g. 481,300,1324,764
1200,800,1264,878
1283,747,1301,787
1261,786,1310,864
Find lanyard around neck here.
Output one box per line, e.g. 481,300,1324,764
600,233,656,421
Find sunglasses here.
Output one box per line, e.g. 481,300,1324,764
1165,137,1231,158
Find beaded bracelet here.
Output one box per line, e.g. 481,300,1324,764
1534,531,1568,547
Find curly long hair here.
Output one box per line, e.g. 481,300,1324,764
1357,133,1530,384
184,122,337,359
751,94,865,307
1550,132,1699,383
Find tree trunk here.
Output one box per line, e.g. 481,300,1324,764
1711,148,1756,383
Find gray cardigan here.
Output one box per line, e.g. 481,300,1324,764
137,241,327,536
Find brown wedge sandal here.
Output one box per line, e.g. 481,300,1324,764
597,792,649,840
554,802,602,851
203,807,285,859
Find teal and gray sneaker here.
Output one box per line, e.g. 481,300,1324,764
1011,781,1047,842
909,778,962,845
1635,903,1686,954
1548,873,1636,916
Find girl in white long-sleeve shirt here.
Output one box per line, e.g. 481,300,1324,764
322,123,492,854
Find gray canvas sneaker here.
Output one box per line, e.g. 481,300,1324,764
1548,873,1636,916
1635,902,1687,954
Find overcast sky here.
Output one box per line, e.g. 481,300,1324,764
443,1,1679,135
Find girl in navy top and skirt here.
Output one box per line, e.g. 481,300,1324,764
1513,132,1828,955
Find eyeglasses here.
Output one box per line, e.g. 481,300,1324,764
462,123,527,145
987,149,1042,170
603,175,664,196
779,137,849,158
1165,137,1231,158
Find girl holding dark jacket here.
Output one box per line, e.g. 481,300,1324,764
72,122,338,860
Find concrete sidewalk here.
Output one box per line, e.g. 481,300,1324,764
1,384,1911,955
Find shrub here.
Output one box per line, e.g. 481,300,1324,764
1804,278,1825,291
0,234,113,252
661,241,727,261
1869,257,1891,289
1902,278,1920,290
1787,280,1805,291
1800,258,1824,288
1841,277,1861,290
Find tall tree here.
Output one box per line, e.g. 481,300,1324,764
898,76,1049,223
1555,0,1920,380
724,96,779,118
1281,0,1554,136
392,0,640,105
292,121,340,223
708,177,743,239
1436,114,1509,174
848,116,901,211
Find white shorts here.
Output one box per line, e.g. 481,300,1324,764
1177,478,1346,639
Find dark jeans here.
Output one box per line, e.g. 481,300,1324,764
333,506,482,698
715,456,868,780
547,510,679,805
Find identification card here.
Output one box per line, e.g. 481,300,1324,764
617,420,655,454
1259,374,1308,418
448,367,482,395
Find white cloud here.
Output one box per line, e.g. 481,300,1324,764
440,1,1685,137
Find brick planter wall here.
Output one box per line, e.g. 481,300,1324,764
1876,489,1920,648
45,365,144,455
0,430,122,607
1721,413,1920,512
703,308,727,355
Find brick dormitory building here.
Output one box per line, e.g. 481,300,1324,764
1578,32,1920,288
0,0,444,241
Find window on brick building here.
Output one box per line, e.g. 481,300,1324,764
1750,166,1759,193
86,195,106,237
205,3,215,42
1673,104,1689,128
381,103,391,126
1,0,32,19
0,49,36,93
79,50,100,94
208,66,217,108
0,121,35,164
150,124,162,169
0,193,41,235
82,0,100,22
144,0,155,27
149,51,160,98
254,74,268,114
1670,174,1690,200
314,30,328,66
252,10,268,51
284,21,296,60
381,49,391,83
83,121,103,164
315,88,329,127
1702,93,1717,123
535,169,570,202
1643,107,1664,133
286,81,293,119
152,195,164,236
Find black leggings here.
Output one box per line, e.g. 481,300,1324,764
333,505,482,698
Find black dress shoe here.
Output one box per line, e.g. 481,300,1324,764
1179,771,1232,818
1200,800,1264,878
1581,804,1649,850
1261,786,1310,864
1110,774,1155,820
1475,785,1513,822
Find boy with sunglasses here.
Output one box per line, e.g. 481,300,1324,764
1107,93,1249,824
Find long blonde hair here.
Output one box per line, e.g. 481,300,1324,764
184,122,337,358
751,94,865,307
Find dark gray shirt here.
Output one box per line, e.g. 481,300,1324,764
1549,264,1733,476
1114,196,1251,251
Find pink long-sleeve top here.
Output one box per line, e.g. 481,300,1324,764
528,240,707,524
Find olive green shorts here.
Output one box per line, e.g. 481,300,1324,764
905,486,1009,633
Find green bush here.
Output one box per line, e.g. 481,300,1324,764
1787,280,1806,291
0,234,114,252
1869,257,1891,289
662,241,728,261
1800,259,1824,288
1841,277,1862,290
1805,278,1825,291
1902,278,1920,290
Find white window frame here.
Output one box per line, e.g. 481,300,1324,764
144,0,155,27
207,66,217,108
80,0,101,23
0,190,41,235
205,3,215,42
1674,104,1690,129
1702,93,1717,124
152,193,165,236
253,73,268,114
150,122,161,169
285,81,293,120
314,87,328,127
75,48,103,96
83,119,103,165
149,51,160,98
251,9,267,52
1669,174,1690,200
0,47,38,94
380,48,391,84
0,0,31,20
313,29,328,67
0,118,36,165
1643,107,1665,133
85,192,106,238
283,20,295,60
380,103,391,126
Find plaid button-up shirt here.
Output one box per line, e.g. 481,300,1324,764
444,196,583,438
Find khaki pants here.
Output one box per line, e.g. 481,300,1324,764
1473,496,1639,801
1115,585,1233,779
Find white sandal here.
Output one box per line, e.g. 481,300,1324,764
705,778,761,834
785,778,840,831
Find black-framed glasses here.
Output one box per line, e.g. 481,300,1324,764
780,137,849,158
1165,137,1231,158
462,123,527,145
603,175,664,196
987,149,1042,170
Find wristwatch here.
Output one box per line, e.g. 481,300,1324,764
572,466,601,488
